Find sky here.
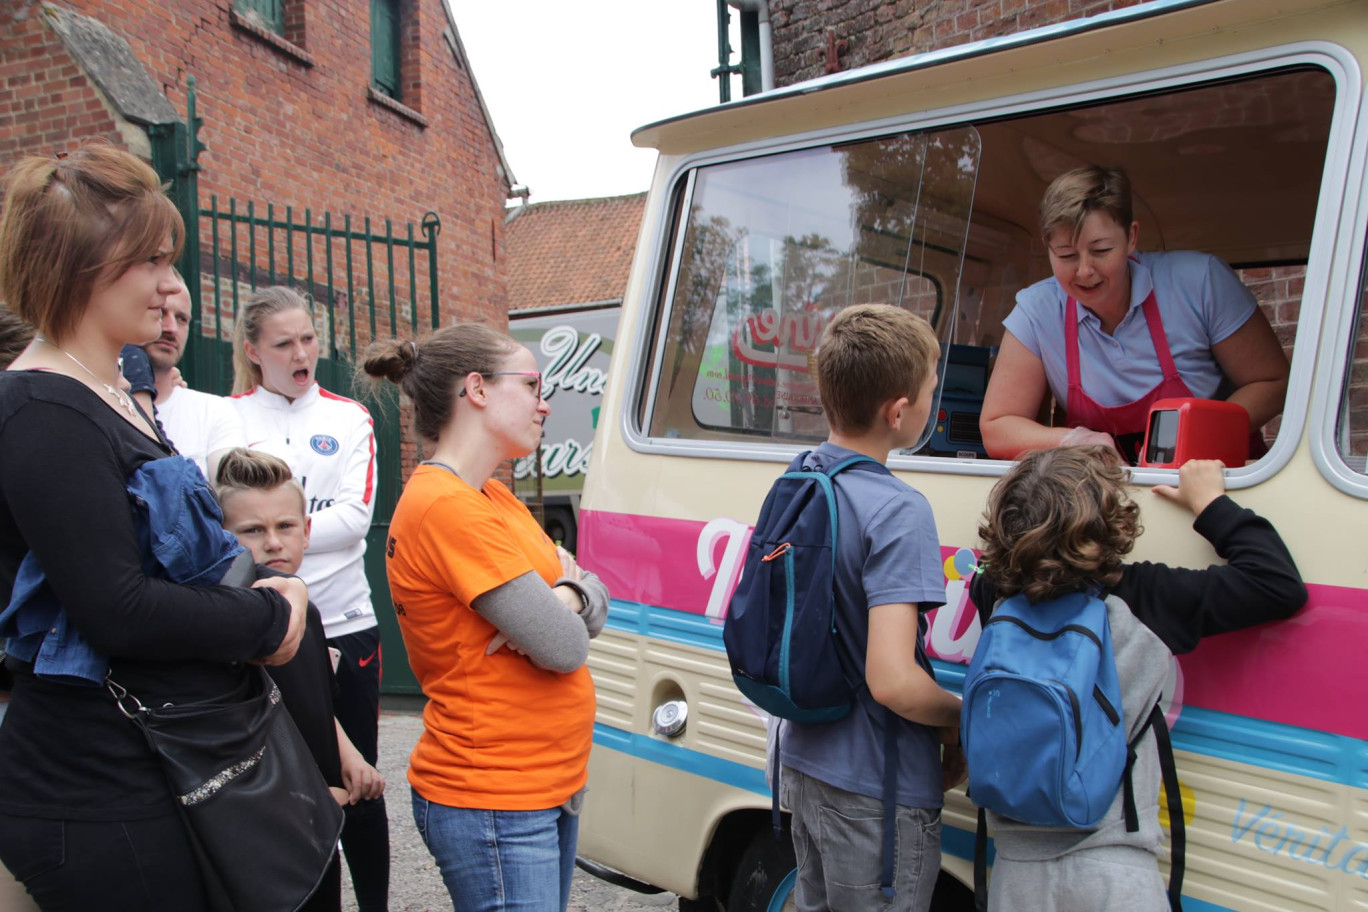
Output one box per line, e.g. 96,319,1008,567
450,2,739,204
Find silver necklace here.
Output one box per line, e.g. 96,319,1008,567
34,336,141,419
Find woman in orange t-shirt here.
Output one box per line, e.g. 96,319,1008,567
362,325,607,912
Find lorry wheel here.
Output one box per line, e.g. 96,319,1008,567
725,830,797,912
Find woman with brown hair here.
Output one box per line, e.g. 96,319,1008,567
0,143,308,911
979,166,1290,464
362,325,608,912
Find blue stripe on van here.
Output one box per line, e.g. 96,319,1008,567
602,599,1368,790
589,722,990,865
590,725,1242,911
592,723,768,795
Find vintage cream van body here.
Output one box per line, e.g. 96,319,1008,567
575,1,1368,908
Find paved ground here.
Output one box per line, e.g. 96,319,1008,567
341,709,683,912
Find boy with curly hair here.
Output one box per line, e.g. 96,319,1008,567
971,448,1306,910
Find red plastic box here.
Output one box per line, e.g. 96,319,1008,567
1138,398,1250,468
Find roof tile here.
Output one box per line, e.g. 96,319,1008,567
505,193,647,311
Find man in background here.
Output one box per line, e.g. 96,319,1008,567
142,273,245,478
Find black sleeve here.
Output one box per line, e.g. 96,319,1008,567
1111,495,1308,655
0,400,288,662
970,573,998,625
265,605,343,786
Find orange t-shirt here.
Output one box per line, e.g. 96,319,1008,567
385,466,596,810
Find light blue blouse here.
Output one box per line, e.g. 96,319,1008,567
1004,251,1257,409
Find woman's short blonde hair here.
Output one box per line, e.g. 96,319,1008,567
1039,165,1133,244
0,141,182,342
978,446,1141,603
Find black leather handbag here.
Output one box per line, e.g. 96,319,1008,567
108,666,345,912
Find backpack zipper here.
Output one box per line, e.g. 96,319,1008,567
985,615,1102,649
777,548,797,697
1051,679,1083,759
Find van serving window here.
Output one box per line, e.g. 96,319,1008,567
641,65,1335,463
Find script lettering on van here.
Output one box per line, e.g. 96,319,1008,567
1232,798,1368,879
512,324,608,482
732,306,826,372
537,325,607,400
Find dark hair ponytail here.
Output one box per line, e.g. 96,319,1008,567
360,323,516,442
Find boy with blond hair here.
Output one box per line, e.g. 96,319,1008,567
215,447,385,912
779,304,964,912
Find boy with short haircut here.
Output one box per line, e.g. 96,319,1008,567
971,449,1306,910
779,304,965,912
215,448,385,912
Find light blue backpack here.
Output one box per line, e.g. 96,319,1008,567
960,589,1185,910
961,590,1127,827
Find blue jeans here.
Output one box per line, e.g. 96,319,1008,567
411,789,579,912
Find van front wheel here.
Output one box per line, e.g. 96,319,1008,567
725,829,797,912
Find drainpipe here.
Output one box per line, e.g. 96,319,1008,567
712,0,740,103
730,0,774,94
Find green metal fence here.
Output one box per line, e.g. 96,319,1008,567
187,200,440,696
151,78,439,694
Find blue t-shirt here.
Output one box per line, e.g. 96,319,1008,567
781,442,947,808
1004,251,1256,409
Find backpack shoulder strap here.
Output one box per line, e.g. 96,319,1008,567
825,454,891,478
1122,702,1185,911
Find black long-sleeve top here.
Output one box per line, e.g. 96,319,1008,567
0,371,290,820
970,494,1308,652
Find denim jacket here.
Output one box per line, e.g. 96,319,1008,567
0,455,245,685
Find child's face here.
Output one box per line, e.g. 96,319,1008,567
222,485,311,574
895,368,940,448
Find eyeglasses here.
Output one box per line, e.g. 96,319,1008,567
458,371,543,398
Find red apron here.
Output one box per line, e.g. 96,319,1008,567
1064,290,1190,464
1064,290,1267,464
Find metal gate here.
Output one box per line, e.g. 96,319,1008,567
151,78,436,694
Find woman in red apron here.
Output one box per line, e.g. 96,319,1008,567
980,166,1289,464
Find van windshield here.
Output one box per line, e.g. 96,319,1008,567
648,128,981,448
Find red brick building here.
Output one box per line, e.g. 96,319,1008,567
1,0,514,327
505,194,647,312
764,0,1152,84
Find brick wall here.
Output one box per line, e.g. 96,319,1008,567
1,0,510,329
2,0,514,481
0,5,125,157
767,0,1151,85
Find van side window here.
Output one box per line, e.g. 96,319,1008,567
644,129,981,448
1335,249,1368,473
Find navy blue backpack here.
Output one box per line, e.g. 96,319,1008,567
961,590,1185,910
724,451,886,722
724,451,909,898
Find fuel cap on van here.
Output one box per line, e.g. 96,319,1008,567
651,699,688,738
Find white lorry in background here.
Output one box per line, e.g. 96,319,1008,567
508,305,618,552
